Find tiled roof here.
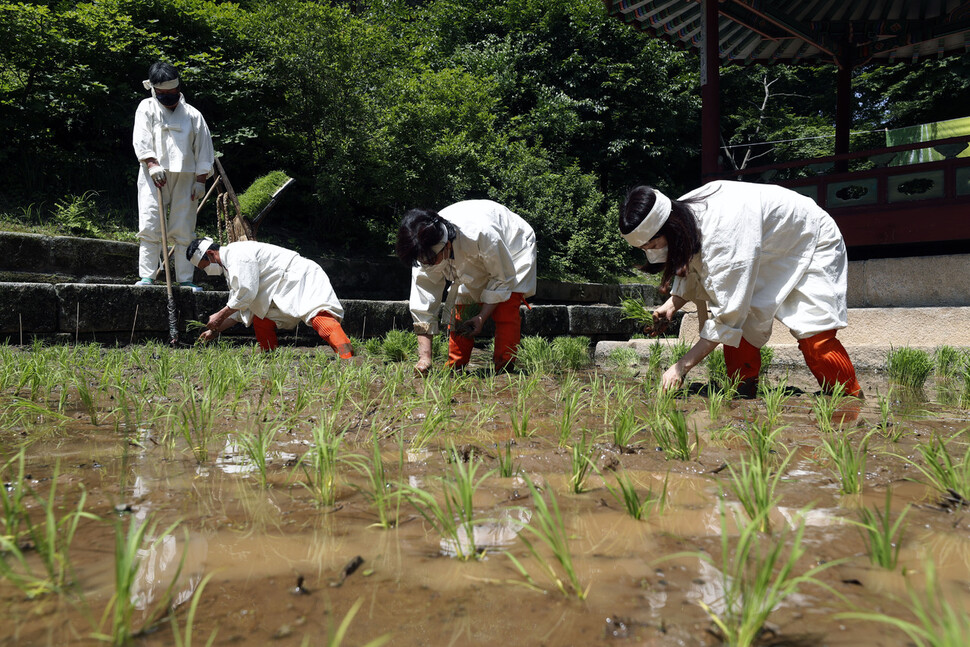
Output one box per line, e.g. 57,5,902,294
604,0,970,65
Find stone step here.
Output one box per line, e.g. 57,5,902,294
594,307,970,370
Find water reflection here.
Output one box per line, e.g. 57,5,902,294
132,526,209,610
440,506,532,557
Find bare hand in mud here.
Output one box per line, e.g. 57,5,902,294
643,314,670,337
660,365,684,391
460,315,485,338
649,301,676,337
199,330,217,344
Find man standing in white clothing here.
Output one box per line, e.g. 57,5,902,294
132,61,214,291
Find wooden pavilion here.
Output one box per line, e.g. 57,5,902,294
604,0,970,256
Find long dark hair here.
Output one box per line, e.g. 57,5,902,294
395,208,456,266
619,185,709,293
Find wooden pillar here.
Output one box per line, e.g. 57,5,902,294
701,0,721,179
834,45,852,173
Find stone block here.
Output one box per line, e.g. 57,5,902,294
49,236,137,280
340,299,411,338
0,282,59,334
567,305,639,337
521,305,569,337
532,280,662,306
0,233,51,273
54,283,218,334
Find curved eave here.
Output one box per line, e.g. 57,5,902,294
605,0,970,67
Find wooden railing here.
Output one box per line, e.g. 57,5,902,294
713,135,970,248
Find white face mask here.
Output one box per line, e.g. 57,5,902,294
440,258,459,282
203,263,224,277
644,247,668,264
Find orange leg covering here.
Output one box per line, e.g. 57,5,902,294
447,303,475,369
491,293,524,369
252,316,279,351
723,337,761,382
447,293,524,370
310,311,354,359
797,330,861,396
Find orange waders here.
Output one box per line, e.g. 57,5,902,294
797,330,861,396
723,337,762,397
723,331,861,397
251,311,353,358
447,293,525,370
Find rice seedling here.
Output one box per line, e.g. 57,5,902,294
552,336,591,370
95,516,184,646
837,559,970,647
887,346,933,390
611,406,642,450
646,340,667,376
705,384,731,421
412,405,451,451
811,381,853,433
237,420,283,488
557,388,582,447
73,371,101,426
706,349,728,389
602,470,668,520
506,476,588,599
569,429,595,494
607,347,640,377
619,295,653,329
150,347,175,396
168,572,218,647
173,388,218,464
509,397,533,438
497,440,516,478
818,430,871,495
346,435,398,529
736,421,785,469
665,504,838,647
515,336,558,374
933,345,964,382
726,444,794,532
852,488,909,570
653,410,696,461
873,388,903,442
759,346,774,375
307,597,392,647
403,447,491,560
759,378,791,428
381,329,418,362
669,339,691,364
902,433,970,505
299,418,346,506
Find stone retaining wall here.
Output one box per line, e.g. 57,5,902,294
0,282,646,345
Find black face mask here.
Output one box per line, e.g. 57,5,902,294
156,92,180,107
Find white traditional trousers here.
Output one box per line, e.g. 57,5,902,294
136,165,197,283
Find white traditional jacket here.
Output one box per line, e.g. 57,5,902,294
221,241,344,329
409,200,537,335
132,95,214,176
671,180,848,348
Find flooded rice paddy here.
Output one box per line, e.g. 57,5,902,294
2,340,970,646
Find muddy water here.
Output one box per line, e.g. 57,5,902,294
2,346,970,646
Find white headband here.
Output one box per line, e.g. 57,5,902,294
188,238,214,268
621,189,671,247
143,78,180,91
429,222,449,256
